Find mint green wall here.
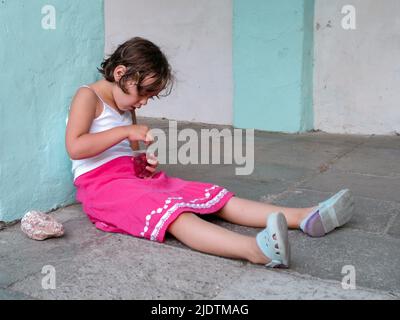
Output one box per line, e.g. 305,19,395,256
0,0,104,222
233,0,315,132
300,0,315,132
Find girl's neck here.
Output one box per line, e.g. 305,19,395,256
92,80,121,113
96,79,115,103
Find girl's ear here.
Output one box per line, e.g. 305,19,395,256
113,65,127,81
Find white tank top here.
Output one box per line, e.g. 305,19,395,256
67,85,133,182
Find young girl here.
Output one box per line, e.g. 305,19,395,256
65,37,354,268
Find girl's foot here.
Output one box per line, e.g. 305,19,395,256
300,189,354,237
256,212,290,268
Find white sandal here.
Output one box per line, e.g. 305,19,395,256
256,212,290,268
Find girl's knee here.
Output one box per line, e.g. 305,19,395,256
168,212,195,234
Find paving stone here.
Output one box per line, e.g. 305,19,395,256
332,146,400,177
300,169,400,203
215,269,398,300
387,213,400,239
255,139,356,170
286,132,369,146
364,135,400,150
0,288,37,300
9,233,246,300
287,229,400,293
250,163,315,183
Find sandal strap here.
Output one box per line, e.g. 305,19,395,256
318,202,340,233
265,260,282,268
256,212,291,269
256,228,282,264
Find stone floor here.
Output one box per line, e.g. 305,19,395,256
1,117,399,299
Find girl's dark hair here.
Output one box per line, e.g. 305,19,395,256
98,37,174,97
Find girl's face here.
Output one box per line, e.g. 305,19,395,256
112,66,160,112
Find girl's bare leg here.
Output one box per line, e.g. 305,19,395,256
217,196,317,228
168,212,269,265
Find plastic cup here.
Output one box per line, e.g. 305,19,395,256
132,149,153,179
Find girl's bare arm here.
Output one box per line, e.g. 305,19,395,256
65,88,130,160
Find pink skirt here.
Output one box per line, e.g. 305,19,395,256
74,156,235,242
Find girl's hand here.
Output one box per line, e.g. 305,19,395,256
126,125,154,145
143,153,159,179
131,153,159,179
